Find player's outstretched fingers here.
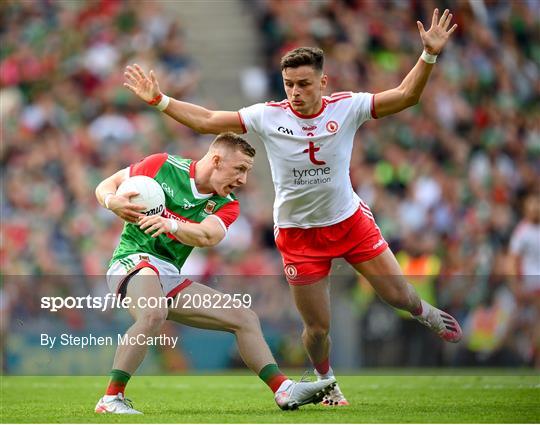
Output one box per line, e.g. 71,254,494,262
133,64,147,80
442,13,453,31
431,8,438,28
125,65,140,81
439,9,449,28
149,70,159,87
123,82,137,93
124,70,138,85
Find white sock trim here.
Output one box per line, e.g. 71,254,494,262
315,367,335,379
276,379,293,393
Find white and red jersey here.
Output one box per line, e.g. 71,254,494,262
239,92,375,228
509,221,540,292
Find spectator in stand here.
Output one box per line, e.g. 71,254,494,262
508,194,540,367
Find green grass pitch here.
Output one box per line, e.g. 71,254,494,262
1,373,539,423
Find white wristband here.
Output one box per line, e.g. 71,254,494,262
156,94,170,112
104,193,114,209
168,219,179,233
420,50,438,64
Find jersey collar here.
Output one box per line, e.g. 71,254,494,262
189,160,213,199
288,98,327,119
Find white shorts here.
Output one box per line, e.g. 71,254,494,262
106,253,192,299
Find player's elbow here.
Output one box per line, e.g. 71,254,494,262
194,123,214,134
194,232,223,248
403,92,420,108
397,85,421,109
95,180,107,202
191,111,215,135
199,237,223,248
94,184,101,202
198,111,225,135
193,239,216,248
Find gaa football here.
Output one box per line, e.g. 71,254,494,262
116,175,165,216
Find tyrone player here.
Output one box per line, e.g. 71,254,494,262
94,133,335,414
124,9,462,406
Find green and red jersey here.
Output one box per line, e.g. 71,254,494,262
110,153,239,271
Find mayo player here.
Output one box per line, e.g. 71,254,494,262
94,133,335,414
124,9,462,406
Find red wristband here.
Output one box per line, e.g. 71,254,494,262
147,93,163,106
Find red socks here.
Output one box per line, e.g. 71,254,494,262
314,358,330,375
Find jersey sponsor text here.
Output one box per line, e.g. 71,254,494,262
292,166,331,185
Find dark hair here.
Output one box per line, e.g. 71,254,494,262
280,47,324,72
211,132,256,157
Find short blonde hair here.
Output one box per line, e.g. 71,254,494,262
211,132,256,158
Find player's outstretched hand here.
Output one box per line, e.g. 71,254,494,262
108,191,146,223
123,64,161,103
417,8,457,55
138,215,174,238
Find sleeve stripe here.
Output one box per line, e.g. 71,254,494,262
331,91,353,97
371,94,378,119
237,111,247,134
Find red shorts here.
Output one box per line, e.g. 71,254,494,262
275,205,388,285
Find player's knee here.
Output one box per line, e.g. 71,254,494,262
304,323,330,341
231,308,260,332
136,307,168,332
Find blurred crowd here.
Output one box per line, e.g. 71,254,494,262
1,0,539,369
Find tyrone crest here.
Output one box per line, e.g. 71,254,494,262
284,264,298,280
326,120,339,133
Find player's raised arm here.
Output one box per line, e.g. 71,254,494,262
373,8,457,118
124,64,243,134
